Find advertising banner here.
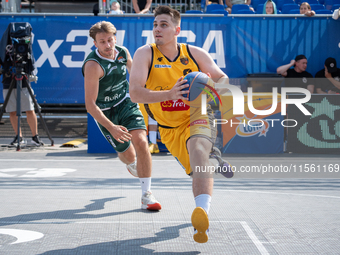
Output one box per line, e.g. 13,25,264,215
287,94,340,154
220,93,284,154
0,15,339,105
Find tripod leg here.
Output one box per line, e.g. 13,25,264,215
25,79,54,146
16,74,22,151
0,78,16,123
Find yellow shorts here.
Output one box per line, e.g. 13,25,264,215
159,107,216,175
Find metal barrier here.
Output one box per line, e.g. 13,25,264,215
105,0,201,13
1,0,201,14
1,0,21,12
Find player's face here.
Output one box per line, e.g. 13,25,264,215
94,32,116,59
296,59,307,72
153,14,179,46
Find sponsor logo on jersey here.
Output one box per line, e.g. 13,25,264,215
106,135,116,147
117,56,125,63
187,119,208,127
180,56,189,65
157,57,163,62
160,99,190,111
105,82,124,92
183,69,192,76
107,66,117,75
104,93,122,102
155,64,172,68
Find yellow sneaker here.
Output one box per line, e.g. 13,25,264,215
149,143,160,154
191,207,209,243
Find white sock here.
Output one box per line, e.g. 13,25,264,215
139,177,151,195
195,194,211,215
149,131,157,144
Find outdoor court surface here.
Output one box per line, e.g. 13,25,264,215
0,138,340,255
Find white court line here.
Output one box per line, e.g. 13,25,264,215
0,229,44,246
240,221,270,255
0,220,269,254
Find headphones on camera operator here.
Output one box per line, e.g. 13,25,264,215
0,22,53,149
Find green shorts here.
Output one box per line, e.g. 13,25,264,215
97,98,146,153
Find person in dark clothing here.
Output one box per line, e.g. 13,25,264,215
277,54,314,93
132,0,152,13
315,57,340,94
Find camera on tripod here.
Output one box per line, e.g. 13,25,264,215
0,22,53,149
12,37,31,60
0,22,34,74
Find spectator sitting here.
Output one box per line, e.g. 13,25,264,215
206,0,224,8
263,0,277,14
315,58,340,94
276,55,315,94
109,0,124,14
225,0,254,14
132,0,152,14
300,2,315,17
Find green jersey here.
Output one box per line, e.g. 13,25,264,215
82,45,129,110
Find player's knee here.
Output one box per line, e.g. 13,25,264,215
131,133,148,149
189,140,211,160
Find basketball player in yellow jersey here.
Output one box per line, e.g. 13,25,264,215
130,6,230,243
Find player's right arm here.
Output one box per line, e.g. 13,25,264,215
84,61,131,143
277,60,295,77
129,45,189,104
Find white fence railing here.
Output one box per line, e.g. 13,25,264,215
100,0,201,14
0,0,201,14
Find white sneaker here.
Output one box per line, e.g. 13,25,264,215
141,191,162,211
333,8,339,20
126,162,138,177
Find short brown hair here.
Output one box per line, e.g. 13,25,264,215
154,6,181,26
89,21,117,41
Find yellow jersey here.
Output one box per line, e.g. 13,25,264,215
145,43,199,127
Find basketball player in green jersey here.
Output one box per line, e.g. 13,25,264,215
82,21,161,211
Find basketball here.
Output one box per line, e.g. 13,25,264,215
181,72,215,107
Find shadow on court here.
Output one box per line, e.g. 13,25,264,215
0,197,154,227
38,224,198,255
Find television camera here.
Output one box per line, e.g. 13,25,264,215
0,22,53,150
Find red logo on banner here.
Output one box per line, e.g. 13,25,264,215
161,99,190,111
188,119,208,127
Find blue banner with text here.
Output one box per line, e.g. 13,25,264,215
0,15,339,104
